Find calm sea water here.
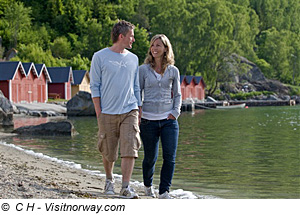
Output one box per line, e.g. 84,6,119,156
3,106,300,198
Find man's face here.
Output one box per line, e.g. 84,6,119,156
122,29,135,49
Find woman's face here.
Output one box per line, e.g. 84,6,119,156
150,38,166,59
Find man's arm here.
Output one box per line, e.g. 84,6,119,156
92,97,101,118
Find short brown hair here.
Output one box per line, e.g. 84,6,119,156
111,20,135,43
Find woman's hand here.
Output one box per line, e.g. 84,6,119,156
167,114,176,120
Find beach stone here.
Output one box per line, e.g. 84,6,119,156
0,90,14,126
66,91,96,116
12,121,75,136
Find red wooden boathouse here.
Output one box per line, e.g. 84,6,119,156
0,61,51,103
47,67,73,100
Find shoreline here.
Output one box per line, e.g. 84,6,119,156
0,140,150,199
0,140,202,199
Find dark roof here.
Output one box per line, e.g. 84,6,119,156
35,64,44,76
180,75,186,84
185,76,195,84
47,67,73,83
194,76,205,85
22,62,38,77
0,61,25,81
35,63,52,82
72,70,87,85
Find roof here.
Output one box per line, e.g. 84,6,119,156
72,70,87,85
47,67,73,83
22,62,38,77
35,63,52,82
185,76,195,84
194,76,206,87
0,61,26,81
180,75,186,84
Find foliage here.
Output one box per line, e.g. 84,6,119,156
0,0,300,91
286,84,300,96
229,91,273,100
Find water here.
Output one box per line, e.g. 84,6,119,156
2,106,300,198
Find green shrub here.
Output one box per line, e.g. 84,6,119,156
229,91,273,100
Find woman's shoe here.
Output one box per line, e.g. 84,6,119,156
144,186,156,198
158,191,173,199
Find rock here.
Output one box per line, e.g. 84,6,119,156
12,121,75,136
267,95,280,101
0,90,14,126
0,107,14,126
67,91,96,116
227,54,267,83
29,111,42,117
220,83,239,93
280,95,291,101
251,80,289,95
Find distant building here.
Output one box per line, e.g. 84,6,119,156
185,76,196,99
35,64,52,102
194,76,206,101
180,75,187,100
71,70,90,97
179,75,206,101
0,61,51,103
47,67,73,100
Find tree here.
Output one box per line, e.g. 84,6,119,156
51,36,72,58
11,43,66,67
130,25,149,64
3,1,32,48
0,0,10,17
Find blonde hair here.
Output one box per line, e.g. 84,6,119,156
144,34,175,74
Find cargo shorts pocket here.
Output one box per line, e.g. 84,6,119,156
97,133,107,154
133,124,141,150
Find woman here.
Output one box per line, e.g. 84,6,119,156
139,34,182,199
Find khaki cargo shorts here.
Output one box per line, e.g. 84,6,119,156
97,109,141,162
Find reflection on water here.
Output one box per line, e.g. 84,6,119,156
4,106,300,198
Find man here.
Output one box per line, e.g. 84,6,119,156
90,20,142,199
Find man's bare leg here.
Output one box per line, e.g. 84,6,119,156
103,156,114,180
121,157,135,187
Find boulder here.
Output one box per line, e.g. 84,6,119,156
12,121,75,136
267,95,280,101
227,54,267,83
0,90,14,126
67,91,96,116
251,80,289,95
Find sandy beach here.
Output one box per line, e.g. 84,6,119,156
0,140,148,199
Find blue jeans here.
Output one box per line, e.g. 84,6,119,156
140,118,179,195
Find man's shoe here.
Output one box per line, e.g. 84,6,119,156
158,191,173,199
104,179,115,195
144,186,156,198
120,186,139,199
